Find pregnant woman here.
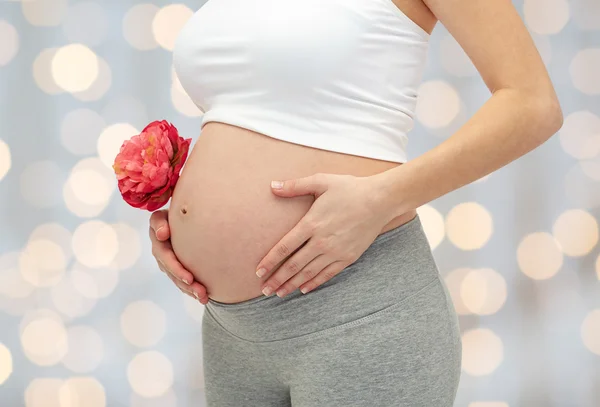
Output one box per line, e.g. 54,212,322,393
149,0,562,405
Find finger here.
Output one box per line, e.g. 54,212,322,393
150,234,194,285
149,209,171,241
275,254,333,298
299,261,348,295
165,272,195,298
160,249,196,286
188,281,208,301
161,262,208,301
271,174,329,198
255,219,314,280
261,241,322,297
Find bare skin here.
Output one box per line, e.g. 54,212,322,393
151,0,435,304
151,0,561,304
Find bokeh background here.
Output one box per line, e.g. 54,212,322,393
1,0,599,406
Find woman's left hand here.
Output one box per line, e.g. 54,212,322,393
255,172,394,298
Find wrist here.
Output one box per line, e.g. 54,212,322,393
367,169,413,224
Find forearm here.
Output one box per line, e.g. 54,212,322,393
371,88,564,220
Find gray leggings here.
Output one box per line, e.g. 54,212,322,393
202,214,462,406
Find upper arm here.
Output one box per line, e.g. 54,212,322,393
422,0,559,102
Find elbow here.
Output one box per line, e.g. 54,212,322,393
534,94,564,139
546,97,564,134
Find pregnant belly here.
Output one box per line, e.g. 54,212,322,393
168,122,416,304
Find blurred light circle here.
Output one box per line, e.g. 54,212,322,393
172,65,204,116
101,95,149,130
22,0,67,27
62,1,108,47
61,326,104,373
415,80,461,129
19,239,66,287
51,44,99,93
33,48,63,95
69,168,113,206
152,4,194,51
570,48,600,95
564,162,600,209
71,220,119,268
0,252,35,299
70,262,119,300
59,377,106,407
20,317,68,366
97,123,140,169
123,4,160,50
559,110,600,159
183,295,205,323
581,309,600,356
25,378,64,407
571,0,600,31
553,209,599,256
531,33,552,66
72,56,112,102
131,388,177,407
115,202,154,230
461,328,504,376
121,300,167,347
440,34,477,77
580,159,600,181
187,348,205,390
0,293,40,317
517,232,563,279
172,84,203,117
0,20,19,66
20,160,65,208
0,139,11,182
29,223,73,261
446,202,493,250
460,268,507,315
63,157,114,218
171,65,186,93
127,351,174,398
416,205,445,250
61,109,106,156
0,343,12,385
444,268,477,315
19,309,63,336
63,184,108,218
111,223,142,270
524,0,570,35
50,277,97,320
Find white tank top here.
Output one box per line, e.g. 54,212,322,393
173,0,430,163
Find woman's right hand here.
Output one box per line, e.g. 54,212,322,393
149,209,209,304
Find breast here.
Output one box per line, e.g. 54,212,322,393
172,0,429,144
174,0,365,110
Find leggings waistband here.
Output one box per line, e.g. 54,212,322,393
205,213,441,342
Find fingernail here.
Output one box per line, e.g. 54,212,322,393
271,180,284,189
301,287,309,294
156,226,164,236
182,278,190,285
276,288,286,298
262,286,273,296
256,267,267,278
194,291,199,299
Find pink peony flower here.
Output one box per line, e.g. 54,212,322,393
112,120,192,211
